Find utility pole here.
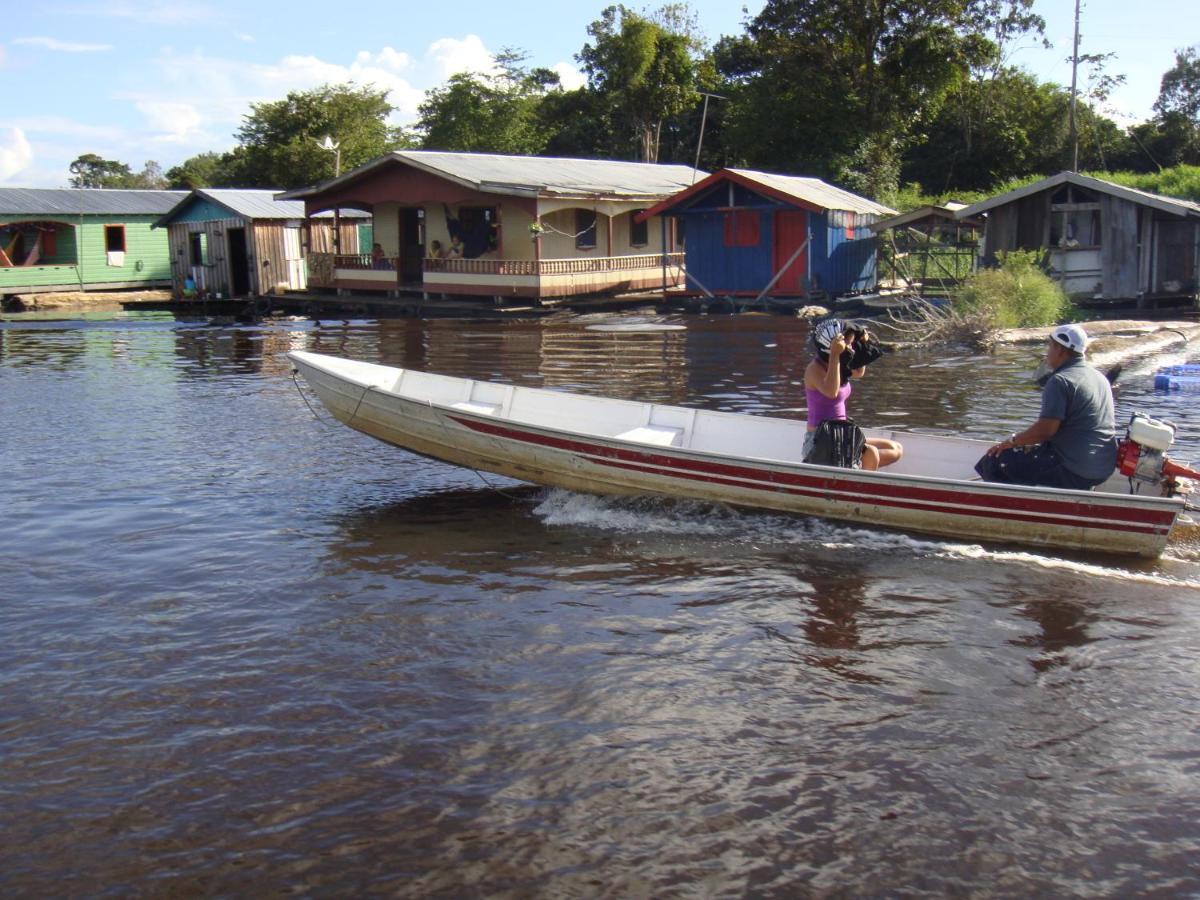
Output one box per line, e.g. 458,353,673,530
1068,0,1081,171
692,92,726,184
319,135,342,255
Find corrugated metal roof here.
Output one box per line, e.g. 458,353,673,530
725,169,896,215
399,151,702,198
0,187,187,216
869,203,981,233
156,189,372,226
198,189,305,220
283,151,705,201
956,171,1200,219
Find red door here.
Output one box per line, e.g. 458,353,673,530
773,210,808,295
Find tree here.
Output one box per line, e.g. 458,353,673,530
1156,45,1200,122
233,83,405,189
68,153,133,188
165,152,233,189
127,160,168,190
537,86,617,159
715,0,1041,199
68,155,168,189
577,5,698,161
417,50,560,154
1150,46,1200,165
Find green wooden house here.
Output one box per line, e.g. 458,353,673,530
0,188,185,297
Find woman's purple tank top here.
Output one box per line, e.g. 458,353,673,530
806,381,851,428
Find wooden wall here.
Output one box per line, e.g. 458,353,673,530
164,218,357,296
1100,195,1140,299
0,214,173,293
165,217,243,296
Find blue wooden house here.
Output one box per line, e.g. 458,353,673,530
639,169,894,301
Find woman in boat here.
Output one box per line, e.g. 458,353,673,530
804,319,903,470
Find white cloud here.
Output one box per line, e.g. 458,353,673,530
14,36,112,52
426,34,499,82
119,42,437,137
0,128,34,182
135,101,204,142
235,32,254,43
20,34,508,176
552,62,586,91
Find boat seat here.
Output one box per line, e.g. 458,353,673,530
451,400,500,416
615,425,683,447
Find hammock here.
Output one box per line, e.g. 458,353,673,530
0,231,18,267
21,232,40,266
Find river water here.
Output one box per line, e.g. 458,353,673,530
2,309,1199,896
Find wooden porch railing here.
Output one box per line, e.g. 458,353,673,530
424,253,684,276
335,254,398,272
307,251,685,290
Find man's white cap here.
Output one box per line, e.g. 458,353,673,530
1050,323,1090,354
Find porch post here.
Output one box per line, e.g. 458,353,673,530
660,216,667,294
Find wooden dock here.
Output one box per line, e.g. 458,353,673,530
119,289,672,321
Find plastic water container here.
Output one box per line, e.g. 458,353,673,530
1129,414,1176,451
1154,364,1200,391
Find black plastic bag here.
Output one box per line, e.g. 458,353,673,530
805,419,865,468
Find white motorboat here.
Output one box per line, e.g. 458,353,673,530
288,351,1190,557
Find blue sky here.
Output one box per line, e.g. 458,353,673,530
0,0,1189,187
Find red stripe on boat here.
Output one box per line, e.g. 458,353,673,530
449,416,1177,532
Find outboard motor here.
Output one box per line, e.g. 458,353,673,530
1116,413,1200,496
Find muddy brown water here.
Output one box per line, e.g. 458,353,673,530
2,310,1199,896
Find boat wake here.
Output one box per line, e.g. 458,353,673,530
531,489,1200,589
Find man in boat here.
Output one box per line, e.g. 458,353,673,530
976,324,1118,490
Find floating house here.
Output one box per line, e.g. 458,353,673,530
154,189,368,297
869,202,983,297
636,169,895,302
0,188,184,296
956,171,1200,306
277,150,697,301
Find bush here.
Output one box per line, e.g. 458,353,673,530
952,250,1068,330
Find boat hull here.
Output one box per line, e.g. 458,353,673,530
289,351,1183,557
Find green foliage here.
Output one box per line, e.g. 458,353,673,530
578,5,698,161
1116,115,1200,170
68,154,167,189
1087,165,1200,202
953,250,1067,329
904,70,1069,192
892,163,1200,215
714,0,1031,197
233,84,404,189
1155,45,1200,121
133,7,1197,198
417,50,559,154
164,152,231,189
68,153,132,188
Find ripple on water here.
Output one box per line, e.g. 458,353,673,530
2,313,1200,895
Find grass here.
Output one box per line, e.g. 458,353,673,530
891,163,1200,212
883,251,1069,347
